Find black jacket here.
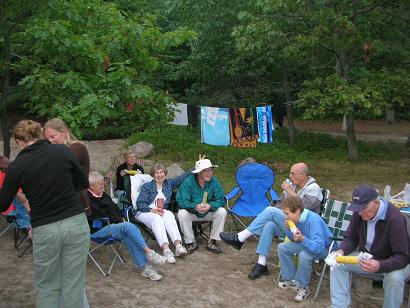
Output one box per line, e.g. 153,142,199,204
0,139,89,227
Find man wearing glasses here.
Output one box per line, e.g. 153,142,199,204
220,162,323,279
330,185,410,308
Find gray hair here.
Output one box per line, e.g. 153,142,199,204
89,171,104,186
123,151,136,159
150,163,168,177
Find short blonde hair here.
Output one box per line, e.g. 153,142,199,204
89,171,104,186
150,163,168,177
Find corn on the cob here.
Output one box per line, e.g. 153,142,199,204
202,191,208,205
335,256,359,264
288,220,298,233
125,170,138,175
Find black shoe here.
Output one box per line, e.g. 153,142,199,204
248,263,269,280
185,241,198,254
219,232,243,250
206,240,222,254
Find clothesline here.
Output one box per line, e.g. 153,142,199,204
171,103,275,147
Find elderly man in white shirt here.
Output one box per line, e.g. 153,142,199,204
220,162,323,279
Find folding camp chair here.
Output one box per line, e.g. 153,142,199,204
88,218,126,276
225,163,280,235
1,198,31,257
314,199,353,299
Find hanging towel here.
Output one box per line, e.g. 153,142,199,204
200,107,230,146
257,105,274,143
171,103,188,126
229,107,259,147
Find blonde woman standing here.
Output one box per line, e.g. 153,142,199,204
44,118,91,216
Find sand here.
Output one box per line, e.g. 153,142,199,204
0,226,389,308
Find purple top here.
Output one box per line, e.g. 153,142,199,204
340,202,410,273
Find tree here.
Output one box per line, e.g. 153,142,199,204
0,0,41,157
234,0,410,160
18,0,195,136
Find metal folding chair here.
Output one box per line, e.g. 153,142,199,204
88,218,126,277
314,199,353,299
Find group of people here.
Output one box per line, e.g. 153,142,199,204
0,118,409,308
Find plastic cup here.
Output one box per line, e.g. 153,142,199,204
156,198,164,213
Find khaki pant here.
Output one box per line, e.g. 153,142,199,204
178,208,226,243
33,213,90,308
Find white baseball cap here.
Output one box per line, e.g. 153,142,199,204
192,159,218,174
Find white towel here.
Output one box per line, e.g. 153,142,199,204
130,174,153,208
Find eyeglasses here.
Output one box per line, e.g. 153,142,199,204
289,171,302,177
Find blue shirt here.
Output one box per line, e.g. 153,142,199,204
366,198,388,251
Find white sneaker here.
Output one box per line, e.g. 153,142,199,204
277,279,298,292
141,265,162,281
164,249,176,264
294,287,310,302
146,250,166,265
175,244,188,258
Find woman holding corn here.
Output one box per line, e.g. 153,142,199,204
276,195,333,302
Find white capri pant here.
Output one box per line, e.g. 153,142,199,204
177,208,227,244
135,209,181,248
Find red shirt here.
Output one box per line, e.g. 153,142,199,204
0,172,14,214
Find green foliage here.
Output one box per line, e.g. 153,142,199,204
11,0,195,136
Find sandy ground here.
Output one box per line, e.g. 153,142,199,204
1,120,409,307
0,224,389,308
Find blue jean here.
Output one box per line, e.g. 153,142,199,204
330,258,410,308
92,222,148,269
277,241,328,288
247,206,286,257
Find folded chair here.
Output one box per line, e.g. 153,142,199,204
225,163,280,234
88,218,126,276
314,199,353,299
1,198,31,257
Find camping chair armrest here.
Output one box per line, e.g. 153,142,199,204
269,189,280,204
92,217,111,230
225,186,240,201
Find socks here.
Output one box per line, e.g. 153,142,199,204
257,254,267,266
238,229,252,242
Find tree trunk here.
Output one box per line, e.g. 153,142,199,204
283,67,296,145
343,113,359,161
336,51,359,160
0,29,11,157
386,106,395,125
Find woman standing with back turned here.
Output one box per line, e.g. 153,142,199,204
0,120,90,308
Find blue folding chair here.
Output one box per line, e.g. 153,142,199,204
88,218,126,277
0,198,31,257
225,163,280,235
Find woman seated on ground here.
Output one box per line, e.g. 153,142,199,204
115,151,144,196
136,163,192,263
88,171,166,281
